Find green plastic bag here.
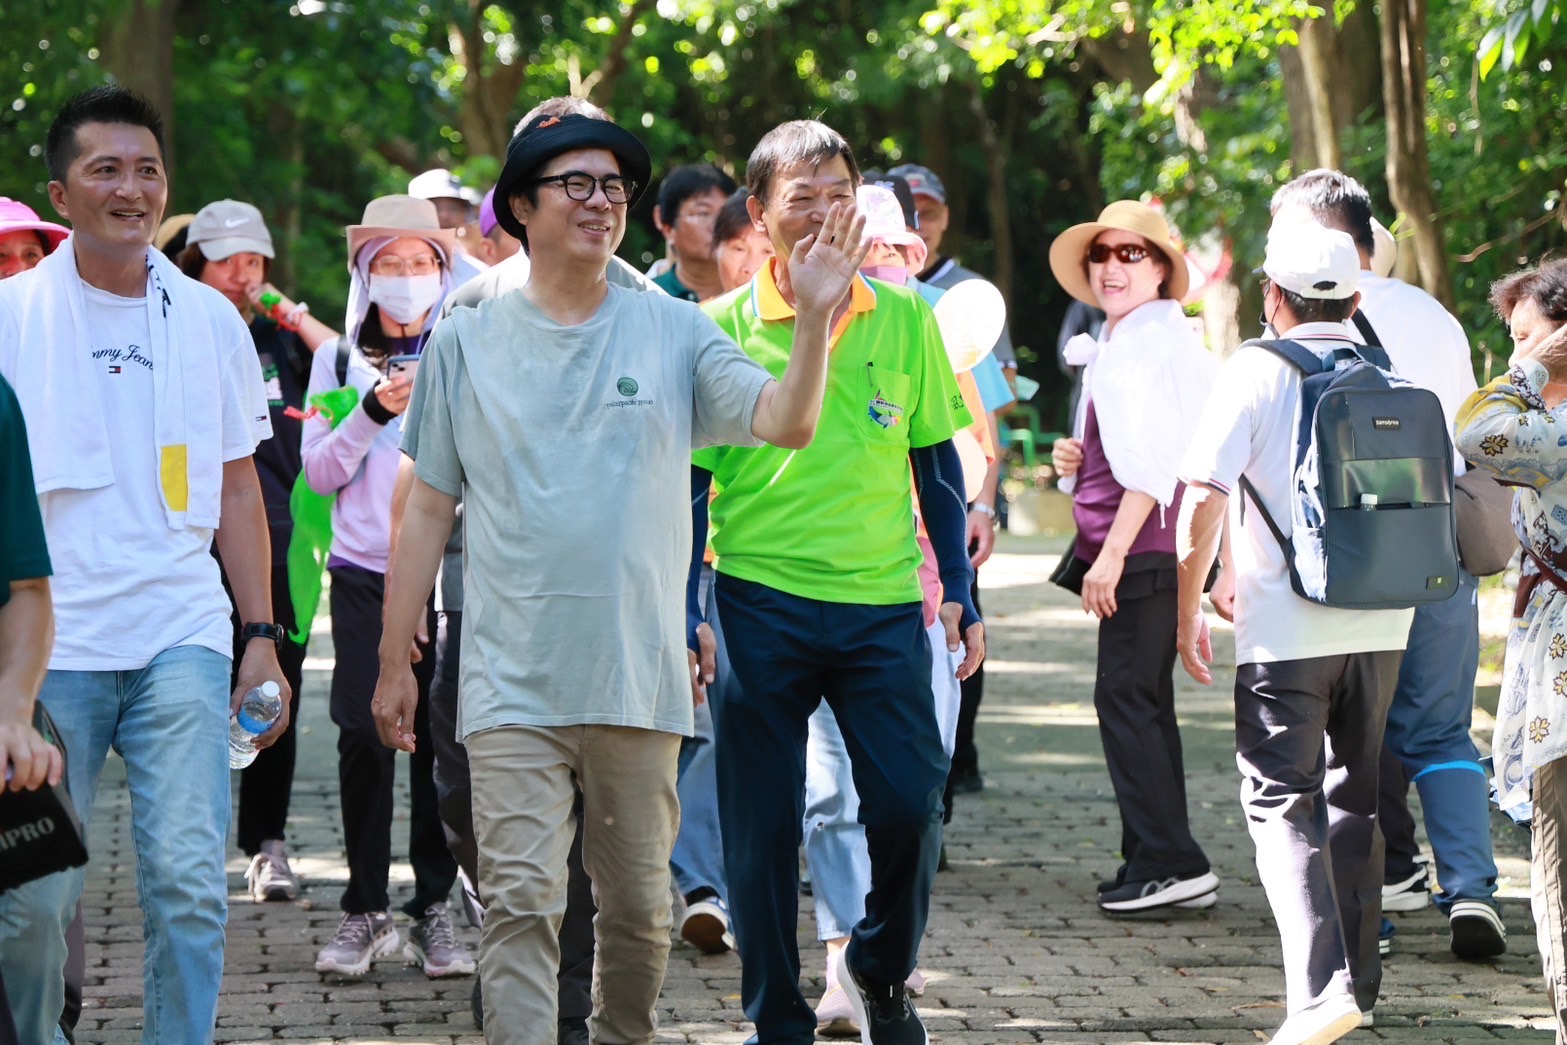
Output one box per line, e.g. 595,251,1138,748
285,384,360,644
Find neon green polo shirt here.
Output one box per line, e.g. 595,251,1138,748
696,260,970,605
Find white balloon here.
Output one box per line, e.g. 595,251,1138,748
932,279,1006,373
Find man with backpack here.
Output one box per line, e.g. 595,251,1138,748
1270,171,1504,962
1174,219,1439,1045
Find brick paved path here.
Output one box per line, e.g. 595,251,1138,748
69,536,1553,1043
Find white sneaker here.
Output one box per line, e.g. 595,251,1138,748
315,912,401,976
1381,866,1430,912
679,896,734,954
405,902,477,977
244,840,300,902
1269,993,1361,1045
1098,871,1221,912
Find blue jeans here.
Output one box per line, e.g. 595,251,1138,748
1384,568,1498,910
671,568,728,904
802,620,962,942
0,646,231,1045
672,696,728,904
804,704,870,941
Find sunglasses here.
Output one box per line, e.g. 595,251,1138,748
1087,243,1152,265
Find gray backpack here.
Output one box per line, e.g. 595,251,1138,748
1238,338,1459,610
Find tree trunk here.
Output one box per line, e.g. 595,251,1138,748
451,0,527,162
584,0,657,110
1380,0,1454,307
1282,16,1341,169
1280,4,1384,173
99,0,179,171
965,81,1014,304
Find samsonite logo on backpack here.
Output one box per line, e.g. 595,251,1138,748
1238,338,1460,610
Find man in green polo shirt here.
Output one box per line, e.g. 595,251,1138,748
691,119,985,1045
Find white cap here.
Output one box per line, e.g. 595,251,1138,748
408,168,481,205
1370,217,1397,278
1263,217,1360,300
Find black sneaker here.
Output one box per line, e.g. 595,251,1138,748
831,946,929,1044
1449,899,1507,960
1096,865,1129,895
1098,871,1220,912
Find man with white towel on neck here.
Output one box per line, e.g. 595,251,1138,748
0,85,286,1045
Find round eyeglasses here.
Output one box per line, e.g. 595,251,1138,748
532,172,637,205
369,255,441,277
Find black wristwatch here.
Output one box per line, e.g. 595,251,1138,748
241,622,286,647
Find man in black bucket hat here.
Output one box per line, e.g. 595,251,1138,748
373,99,868,1043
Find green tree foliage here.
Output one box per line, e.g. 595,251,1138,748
1,0,1561,419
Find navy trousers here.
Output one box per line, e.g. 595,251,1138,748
709,575,949,1044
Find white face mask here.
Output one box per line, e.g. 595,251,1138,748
369,273,443,326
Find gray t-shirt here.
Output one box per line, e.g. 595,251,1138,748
431,254,664,613
401,283,771,738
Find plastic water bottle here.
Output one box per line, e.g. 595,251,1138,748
229,681,283,770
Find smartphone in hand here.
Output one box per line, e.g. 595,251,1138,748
386,355,420,383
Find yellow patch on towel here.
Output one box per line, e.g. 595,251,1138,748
160,444,189,512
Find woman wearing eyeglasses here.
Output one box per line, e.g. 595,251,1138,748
302,195,473,979
1047,201,1221,912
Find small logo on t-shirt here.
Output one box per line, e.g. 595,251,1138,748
606,376,653,409
92,344,152,374
868,389,905,429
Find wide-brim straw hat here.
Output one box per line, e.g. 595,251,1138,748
1048,200,1189,307
344,195,456,268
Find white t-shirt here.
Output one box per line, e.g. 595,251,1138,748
1180,322,1414,665
37,284,259,670
1351,273,1477,474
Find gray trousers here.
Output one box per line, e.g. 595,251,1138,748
1235,650,1401,1015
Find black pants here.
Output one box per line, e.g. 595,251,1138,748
1378,747,1421,884
1236,651,1401,1015
328,564,455,917
234,564,309,854
710,575,948,1045
1094,585,1210,881
428,611,596,1022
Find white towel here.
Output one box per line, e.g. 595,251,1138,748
1060,299,1218,507
0,244,253,529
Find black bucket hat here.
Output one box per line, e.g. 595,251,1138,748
491,113,653,242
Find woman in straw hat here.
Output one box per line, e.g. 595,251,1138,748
1047,200,1221,912
301,195,474,980
0,197,69,280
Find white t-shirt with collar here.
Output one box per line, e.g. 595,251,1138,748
1180,322,1414,665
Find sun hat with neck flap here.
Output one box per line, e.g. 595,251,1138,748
490,112,652,244
1048,199,1189,307
343,195,455,268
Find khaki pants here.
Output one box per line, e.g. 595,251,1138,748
1534,757,1567,1043
466,725,681,1045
